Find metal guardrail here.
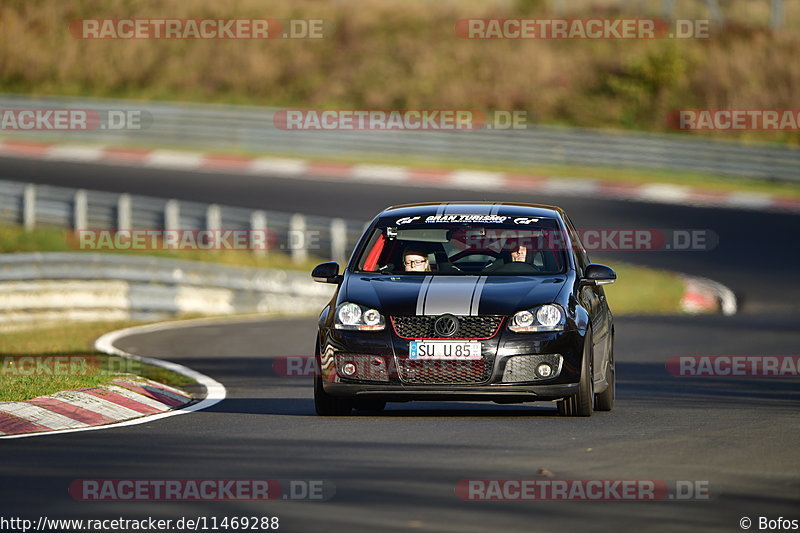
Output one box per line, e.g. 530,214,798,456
0,179,366,265
0,253,335,328
0,95,798,182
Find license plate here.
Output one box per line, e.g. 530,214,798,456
409,341,482,360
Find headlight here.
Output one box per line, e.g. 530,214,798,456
508,304,564,332
335,302,385,331
337,303,362,326
536,305,562,328
511,310,534,329
362,308,382,327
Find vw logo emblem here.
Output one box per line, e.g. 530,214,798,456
434,314,460,338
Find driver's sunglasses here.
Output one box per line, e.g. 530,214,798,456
404,258,428,267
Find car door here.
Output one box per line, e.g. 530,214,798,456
565,216,610,381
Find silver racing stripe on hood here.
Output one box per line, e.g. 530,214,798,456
415,275,434,315
469,276,488,315
416,276,487,316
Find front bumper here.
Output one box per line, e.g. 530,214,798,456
319,326,587,402
323,381,579,402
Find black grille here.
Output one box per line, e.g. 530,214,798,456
392,316,503,339
398,359,490,384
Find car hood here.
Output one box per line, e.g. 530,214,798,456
342,274,567,316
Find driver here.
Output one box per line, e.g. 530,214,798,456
510,244,527,262
403,247,431,272
481,240,528,273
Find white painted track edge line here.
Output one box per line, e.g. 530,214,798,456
0,317,230,440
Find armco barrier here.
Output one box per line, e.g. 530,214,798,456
0,95,797,182
0,179,365,265
0,253,335,329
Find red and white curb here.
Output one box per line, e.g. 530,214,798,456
680,275,737,316
0,318,228,439
0,377,191,437
2,139,799,214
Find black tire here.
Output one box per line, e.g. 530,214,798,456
314,376,353,416
594,331,615,412
353,399,387,412
313,341,352,416
557,329,594,417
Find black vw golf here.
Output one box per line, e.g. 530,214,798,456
311,202,616,417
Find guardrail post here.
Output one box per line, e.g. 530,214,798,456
662,0,675,19
23,184,35,231
164,200,180,231
73,190,88,230
250,210,268,258
289,213,308,264
117,194,132,229
771,0,783,30
330,218,347,264
705,0,723,24
206,204,221,231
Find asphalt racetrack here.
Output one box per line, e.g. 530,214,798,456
2,155,799,532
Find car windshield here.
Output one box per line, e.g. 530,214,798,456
354,218,568,275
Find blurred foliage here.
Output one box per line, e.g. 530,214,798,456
602,42,693,128
0,0,797,143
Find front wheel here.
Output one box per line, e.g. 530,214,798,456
313,340,352,416
557,329,594,417
314,376,353,416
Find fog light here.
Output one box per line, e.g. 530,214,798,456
536,363,553,378
342,362,357,376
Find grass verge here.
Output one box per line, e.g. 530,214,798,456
0,320,195,402
597,258,685,315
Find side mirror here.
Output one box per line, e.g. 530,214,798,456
582,264,616,286
312,262,343,284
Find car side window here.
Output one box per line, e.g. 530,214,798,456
565,216,589,275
